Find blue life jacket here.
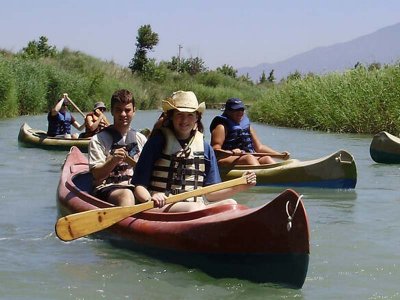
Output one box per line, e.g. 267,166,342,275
47,111,72,136
209,114,255,152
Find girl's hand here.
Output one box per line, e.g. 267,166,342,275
151,192,167,208
243,171,257,186
232,148,243,155
281,151,291,160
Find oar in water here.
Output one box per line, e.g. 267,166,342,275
55,176,247,241
215,149,290,160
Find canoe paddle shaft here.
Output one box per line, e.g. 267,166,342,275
64,95,86,119
55,176,247,241
216,149,289,159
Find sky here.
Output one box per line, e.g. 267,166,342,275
1,0,400,70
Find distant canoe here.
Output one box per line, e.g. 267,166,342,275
370,131,400,164
219,150,357,189
18,122,90,152
57,146,310,288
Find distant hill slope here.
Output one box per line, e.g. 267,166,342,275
238,22,400,81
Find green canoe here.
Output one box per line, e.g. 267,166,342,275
370,131,400,164
219,150,357,189
18,122,90,152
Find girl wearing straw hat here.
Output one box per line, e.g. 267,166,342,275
131,91,256,212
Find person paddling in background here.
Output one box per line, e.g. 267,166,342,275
88,89,147,206
81,101,110,138
131,91,257,212
210,98,290,166
47,93,85,139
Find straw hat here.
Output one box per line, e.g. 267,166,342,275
162,91,205,113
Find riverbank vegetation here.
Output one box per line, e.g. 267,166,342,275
1,32,399,135
0,39,257,118
251,65,400,135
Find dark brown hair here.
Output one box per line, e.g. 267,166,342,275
110,89,135,111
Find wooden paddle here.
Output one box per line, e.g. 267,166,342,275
215,149,289,159
64,94,86,119
95,108,111,126
55,176,247,241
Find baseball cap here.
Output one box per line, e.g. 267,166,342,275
224,98,245,111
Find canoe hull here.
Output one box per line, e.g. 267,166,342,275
109,238,309,286
219,150,357,189
18,122,90,152
370,131,400,164
57,147,310,288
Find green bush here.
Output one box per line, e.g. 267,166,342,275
0,57,18,118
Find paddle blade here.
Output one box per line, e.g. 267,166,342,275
55,202,154,241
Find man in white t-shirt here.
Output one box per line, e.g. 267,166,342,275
88,89,147,206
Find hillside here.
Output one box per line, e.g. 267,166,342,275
238,22,400,81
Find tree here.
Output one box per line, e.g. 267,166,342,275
185,57,207,75
238,73,254,85
216,64,237,78
21,36,57,59
259,70,267,84
286,70,302,81
354,62,364,69
129,24,159,74
368,62,381,71
165,56,183,72
267,69,275,83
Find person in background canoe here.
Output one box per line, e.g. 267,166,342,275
131,90,257,212
88,89,147,206
210,98,290,166
47,93,85,139
80,101,110,138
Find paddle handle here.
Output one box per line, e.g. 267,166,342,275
246,152,288,159
55,176,247,241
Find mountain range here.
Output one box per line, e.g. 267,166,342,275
237,22,400,81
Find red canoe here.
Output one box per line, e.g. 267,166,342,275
57,146,311,288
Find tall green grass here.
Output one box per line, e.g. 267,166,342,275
249,65,400,135
0,58,18,118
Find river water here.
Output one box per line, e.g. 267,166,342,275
1,110,399,299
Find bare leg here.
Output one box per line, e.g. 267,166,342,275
161,201,206,212
258,156,276,164
206,199,237,207
218,154,261,166
108,188,135,206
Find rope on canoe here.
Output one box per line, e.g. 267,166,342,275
286,194,303,232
